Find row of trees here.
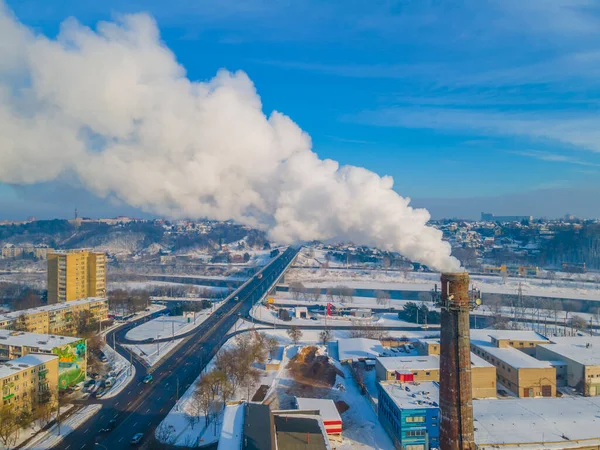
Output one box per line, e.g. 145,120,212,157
187,332,278,433
288,282,357,304
0,390,57,448
107,289,151,316
399,302,441,325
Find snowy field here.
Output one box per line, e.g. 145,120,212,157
125,305,223,342
122,339,184,367
250,303,422,328
286,267,600,301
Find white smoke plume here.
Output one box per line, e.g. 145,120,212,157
0,3,460,272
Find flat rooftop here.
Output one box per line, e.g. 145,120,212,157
0,329,81,351
472,329,549,343
0,354,58,379
377,353,492,372
474,396,600,448
274,414,331,450
295,398,341,422
379,381,439,409
540,337,600,366
1,297,107,320
338,338,386,362
471,339,553,369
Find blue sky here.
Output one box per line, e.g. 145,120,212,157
3,0,600,219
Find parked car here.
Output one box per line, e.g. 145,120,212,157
130,433,144,445
142,374,153,384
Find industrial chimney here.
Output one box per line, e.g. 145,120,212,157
439,272,476,450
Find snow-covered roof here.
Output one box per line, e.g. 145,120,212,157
474,396,600,448
417,338,440,345
472,339,553,369
295,398,341,423
484,330,549,343
377,353,492,372
0,354,58,379
337,338,385,362
379,381,439,409
0,329,81,350
217,403,245,450
540,337,600,366
0,297,107,321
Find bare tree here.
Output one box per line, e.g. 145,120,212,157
325,288,334,303
240,367,261,401
376,291,391,308
287,326,303,346
319,329,332,345
308,287,321,302
569,315,588,332
289,282,306,301
0,406,20,448
194,377,213,427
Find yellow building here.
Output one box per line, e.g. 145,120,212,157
0,354,58,410
47,249,106,304
471,338,556,398
0,330,86,389
0,298,108,336
485,330,550,356
375,354,497,399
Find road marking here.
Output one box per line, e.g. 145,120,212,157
84,428,89,434
157,396,161,401
128,390,132,395
145,408,150,413
133,422,138,427
65,446,70,450
115,401,119,406
80,445,86,449
160,408,164,413
127,401,132,406
119,437,123,442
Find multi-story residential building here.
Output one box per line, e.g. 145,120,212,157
47,249,106,303
378,381,440,450
0,354,58,410
0,330,86,389
0,298,108,336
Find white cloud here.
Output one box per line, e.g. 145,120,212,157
0,2,460,272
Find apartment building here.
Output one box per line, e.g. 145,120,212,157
0,354,58,410
47,249,106,303
0,330,86,389
0,298,108,336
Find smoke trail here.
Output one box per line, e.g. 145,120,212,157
0,3,460,272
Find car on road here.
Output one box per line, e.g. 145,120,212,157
142,374,153,384
130,433,144,445
234,296,239,301
100,419,118,433
310,317,318,321
256,273,263,279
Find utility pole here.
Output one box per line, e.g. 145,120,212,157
56,392,61,435
129,351,133,376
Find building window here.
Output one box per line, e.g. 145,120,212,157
405,416,425,423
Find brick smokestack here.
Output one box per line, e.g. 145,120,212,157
439,272,476,450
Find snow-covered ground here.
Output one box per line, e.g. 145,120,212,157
122,339,184,367
250,303,422,328
21,404,101,450
158,319,416,448
101,343,135,399
286,267,600,301
125,304,223,342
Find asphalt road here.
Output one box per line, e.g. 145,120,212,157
53,247,298,450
